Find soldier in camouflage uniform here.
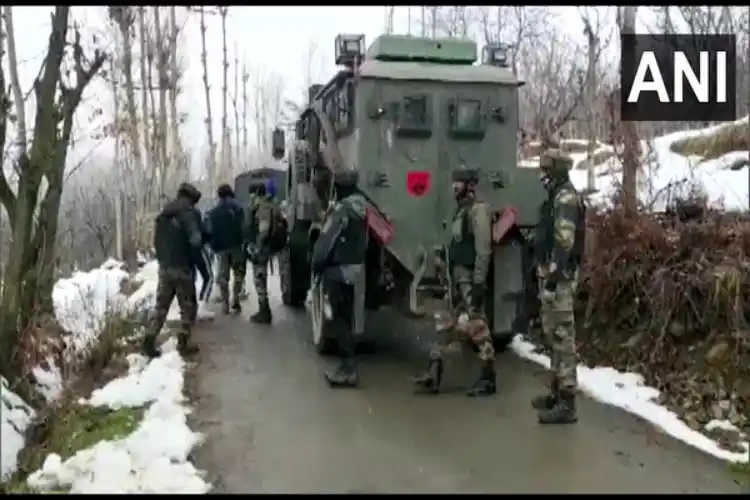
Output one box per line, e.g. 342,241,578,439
413,166,496,397
206,184,246,314
531,149,585,425
143,182,203,358
311,170,368,388
244,180,276,324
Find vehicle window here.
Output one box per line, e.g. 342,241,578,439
456,100,481,130
448,98,485,139
396,94,431,138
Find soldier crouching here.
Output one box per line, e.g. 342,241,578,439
413,166,496,397
531,148,586,425
142,182,204,358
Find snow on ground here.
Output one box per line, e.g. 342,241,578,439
28,339,209,493
522,116,750,210
511,335,749,464
1,259,209,491
1,377,36,481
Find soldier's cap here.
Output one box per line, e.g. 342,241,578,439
539,149,574,170
333,169,359,187
451,166,479,183
177,182,202,203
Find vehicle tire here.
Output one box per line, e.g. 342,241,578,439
492,332,516,353
279,247,307,307
310,279,336,355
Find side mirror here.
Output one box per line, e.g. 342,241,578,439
272,128,285,160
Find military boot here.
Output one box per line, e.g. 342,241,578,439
466,361,496,397
538,388,578,425
230,301,242,314
324,359,359,388
177,333,200,357
412,359,444,394
531,376,559,410
250,301,272,324
221,299,231,315
142,334,162,359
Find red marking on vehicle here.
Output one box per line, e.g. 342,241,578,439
406,170,431,197
492,206,518,244
366,206,395,245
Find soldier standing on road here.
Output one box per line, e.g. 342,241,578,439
531,149,585,425
413,166,497,397
206,184,246,314
142,182,204,358
244,180,275,324
311,170,368,388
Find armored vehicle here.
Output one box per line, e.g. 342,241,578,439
234,165,288,206
272,34,545,354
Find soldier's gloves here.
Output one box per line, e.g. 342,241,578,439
471,283,485,311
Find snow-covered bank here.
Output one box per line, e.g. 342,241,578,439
511,335,749,464
0,259,209,492
28,339,209,493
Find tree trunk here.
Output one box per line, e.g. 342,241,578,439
199,7,216,181
168,6,182,179
233,43,240,175
620,6,640,214
154,6,169,198
219,7,230,180
241,61,249,169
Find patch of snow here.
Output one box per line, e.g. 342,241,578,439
511,335,749,464
1,376,36,481
32,358,64,403
28,337,209,493
705,419,747,437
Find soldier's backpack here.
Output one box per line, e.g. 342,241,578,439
267,202,288,254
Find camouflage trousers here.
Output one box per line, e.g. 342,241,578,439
146,267,197,338
216,247,247,306
539,275,578,390
430,269,495,363
252,256,270,305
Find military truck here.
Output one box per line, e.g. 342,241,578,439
234,165,288,206
272,34,545,354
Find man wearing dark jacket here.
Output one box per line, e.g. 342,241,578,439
142,182,203,358
311,170,368,388
206,184,246,314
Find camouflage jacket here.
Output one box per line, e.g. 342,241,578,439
449,198,492,284
537,181,584,282
244,196,275,247
311,192,368,283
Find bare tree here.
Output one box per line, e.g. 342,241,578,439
0,7,106,373
219,6,230,180
231,43,241,173
618,6,640,213
168,6,181,174
198,7,216,180
241,60,249,168
1,7,26,153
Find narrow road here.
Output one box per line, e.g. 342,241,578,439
188,285,742,494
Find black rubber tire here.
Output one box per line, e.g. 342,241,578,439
279,247,307,308
492,333,516,353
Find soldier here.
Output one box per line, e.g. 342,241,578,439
413,166,496,397
244,180,276,324
531,148,585,425
206,184,246,314
142,182,203,358
311,170,367,388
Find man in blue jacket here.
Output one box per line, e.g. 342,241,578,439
206,184,246,314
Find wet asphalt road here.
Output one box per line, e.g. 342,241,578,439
188,293,742,494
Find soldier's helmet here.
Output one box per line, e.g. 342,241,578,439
333,169,359,188
539,148,574,175
178,182,202,204
451,165,480,183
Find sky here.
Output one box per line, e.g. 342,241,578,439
1,6,703,177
